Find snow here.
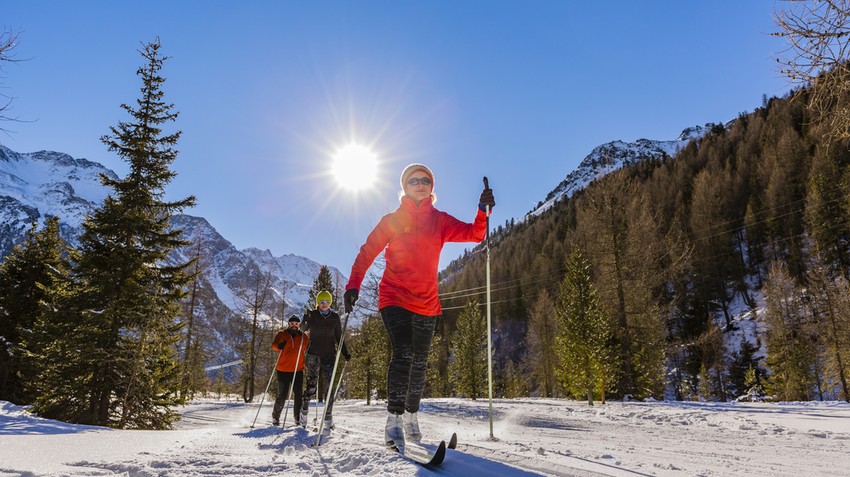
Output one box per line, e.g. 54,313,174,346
2,397,849,476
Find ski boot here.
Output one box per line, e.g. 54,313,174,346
385,412,405,449
298,407,309,428
402,411,421,443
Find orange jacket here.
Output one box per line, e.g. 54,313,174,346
272,329,308,372
346,196,486,316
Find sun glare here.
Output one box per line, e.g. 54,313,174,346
332,144,378,191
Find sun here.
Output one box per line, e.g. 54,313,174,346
332,144,378,191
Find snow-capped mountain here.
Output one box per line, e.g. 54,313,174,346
0,145,117,256
526,124,713,218
0,143,347,367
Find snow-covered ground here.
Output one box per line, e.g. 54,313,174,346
2,396,849,476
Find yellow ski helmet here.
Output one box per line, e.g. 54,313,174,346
316,290,333,307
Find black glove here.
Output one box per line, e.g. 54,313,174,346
344,351,351,362
344,288,359,313
479,187,495,212
276,341,286,351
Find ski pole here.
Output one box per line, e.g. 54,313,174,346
281,335,305,428
332,361,347,403
484,176,494,440
315,312,350,447
251,347,283,428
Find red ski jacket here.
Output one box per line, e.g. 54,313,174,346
272,329,308,372
346,196,487,316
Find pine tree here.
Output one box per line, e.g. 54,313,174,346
727,339,763,398
0,217,71,404
449,299,487,399
32,40,196,428
555,248,615,405
307,265,337,312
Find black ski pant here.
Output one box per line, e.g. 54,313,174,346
301,354,339,417
272,370,303,423
380,306,437,415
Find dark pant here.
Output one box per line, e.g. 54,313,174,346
381,306,437,415
272,370,303,422
301,354,339,417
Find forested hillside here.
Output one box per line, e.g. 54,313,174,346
434,89,850,403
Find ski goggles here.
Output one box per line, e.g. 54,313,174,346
318,300,331,305
406,177,432,186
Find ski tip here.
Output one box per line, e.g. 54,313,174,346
448,432,457,450
426,440,447,467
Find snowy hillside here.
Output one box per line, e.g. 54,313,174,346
2,396,848,476
527,124,712,219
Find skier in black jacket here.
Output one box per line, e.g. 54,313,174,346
299,290,350,429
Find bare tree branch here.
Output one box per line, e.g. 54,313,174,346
0,28,22,130
773,1,850,142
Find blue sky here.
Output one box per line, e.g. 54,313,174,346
3,1,791,274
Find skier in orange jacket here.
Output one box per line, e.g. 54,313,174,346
271,315,309,426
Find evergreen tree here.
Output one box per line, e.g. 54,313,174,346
0,217,71,404
727,338,763,399
347,313,390,404
32,40,196,428
307,265,337,312
555,248,615,405
449,299,487,399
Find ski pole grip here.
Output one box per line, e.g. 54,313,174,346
483,176,489,189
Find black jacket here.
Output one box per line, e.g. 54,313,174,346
302,309,349,358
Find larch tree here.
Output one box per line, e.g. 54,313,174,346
524,288,560,397
805,262,850,402
763,262,819,401
235,270,273,403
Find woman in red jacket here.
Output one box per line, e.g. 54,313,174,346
270,315,309,426
344,163,495,449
